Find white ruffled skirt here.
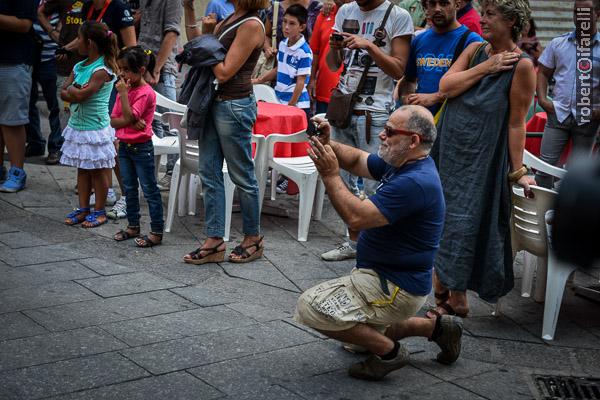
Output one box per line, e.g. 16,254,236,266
60,126,116,169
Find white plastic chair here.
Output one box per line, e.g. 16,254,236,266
263,131,324,241
253,84,278,103
507,184,576,340
519,150,567,300
164,127,266,242
269,113,327,201
155,91,187,113
152,112,183,177
540,206,577,341
152,91,187,176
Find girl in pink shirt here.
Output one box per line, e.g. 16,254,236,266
110,46,163,247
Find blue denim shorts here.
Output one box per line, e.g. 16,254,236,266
0,64,32,126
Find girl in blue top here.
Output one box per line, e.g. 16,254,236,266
60,21,119,228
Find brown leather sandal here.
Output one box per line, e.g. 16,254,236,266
183,241,225,265
135,232,162,248
114,226,140,241
228,236,264,263
427,302,468,320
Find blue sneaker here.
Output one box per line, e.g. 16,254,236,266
0,166,27,193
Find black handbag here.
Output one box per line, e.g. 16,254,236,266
326,3,395,129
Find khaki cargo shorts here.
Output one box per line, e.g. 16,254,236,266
294,268,427,332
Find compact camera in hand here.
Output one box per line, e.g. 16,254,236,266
307,120,323,137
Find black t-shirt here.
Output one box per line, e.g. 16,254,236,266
44,0,86,76
0,0,37,65
81,0,134,47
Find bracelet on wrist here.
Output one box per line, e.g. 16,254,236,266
508,165,528,182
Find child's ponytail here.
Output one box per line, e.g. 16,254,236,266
80,21,119,74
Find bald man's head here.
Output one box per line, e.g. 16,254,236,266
390,105,437,150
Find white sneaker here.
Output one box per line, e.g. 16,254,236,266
157,174,172,192
321,242,357,261
107,196,127,219
89,189,117,207
106,189,117,206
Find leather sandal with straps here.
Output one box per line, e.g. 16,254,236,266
228,236,264,264
183,241,226,265
114,226,140,241
427,302,468,319
135,232,163,248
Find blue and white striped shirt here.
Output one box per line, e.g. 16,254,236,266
33,12,60,63
274,35,312,109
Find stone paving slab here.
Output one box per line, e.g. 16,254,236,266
463,315,543,343
223,385,306,400
280,366,442,400
0,222,19,234
221,260,300,292
398,381,488,400
225,302,293,323
23,290,198,332
0,352,150,400
0,326,128,372
0,281,100,313
169,286,236,307
0,231,49,248
49,371,223,400
0,312,48,341
188,341,357,395
77,258,135,276
0,244,87,267
454,368,536,400
76,272,185,297
101,306,255,347
0,261,99,290
121,320,317,375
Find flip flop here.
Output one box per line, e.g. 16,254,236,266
427,302,468,319
184,241,226,265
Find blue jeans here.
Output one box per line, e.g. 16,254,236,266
199,95,260,237
26,60,63,152
331,112,388,196
153,72,178,173
118,140,164,233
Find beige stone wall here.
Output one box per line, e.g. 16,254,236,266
178,0,211,44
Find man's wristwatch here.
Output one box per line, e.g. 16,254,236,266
508,166,528,182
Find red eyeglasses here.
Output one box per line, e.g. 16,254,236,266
383,125,433,143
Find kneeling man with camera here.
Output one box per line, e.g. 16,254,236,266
295,105,462,381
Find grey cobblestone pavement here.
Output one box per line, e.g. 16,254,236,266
1,161,599,399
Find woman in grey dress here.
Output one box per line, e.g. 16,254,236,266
427,0,536,319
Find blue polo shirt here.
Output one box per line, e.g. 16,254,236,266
405,25,482,114
205,0,234,22
357,155,445,296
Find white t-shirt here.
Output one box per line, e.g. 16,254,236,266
334,1,413,113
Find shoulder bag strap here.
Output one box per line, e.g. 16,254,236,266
217,16,265,41
272,1,279,48
355,2,395,95
450,29,471,67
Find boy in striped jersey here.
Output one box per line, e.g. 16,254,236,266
254,4,313,115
